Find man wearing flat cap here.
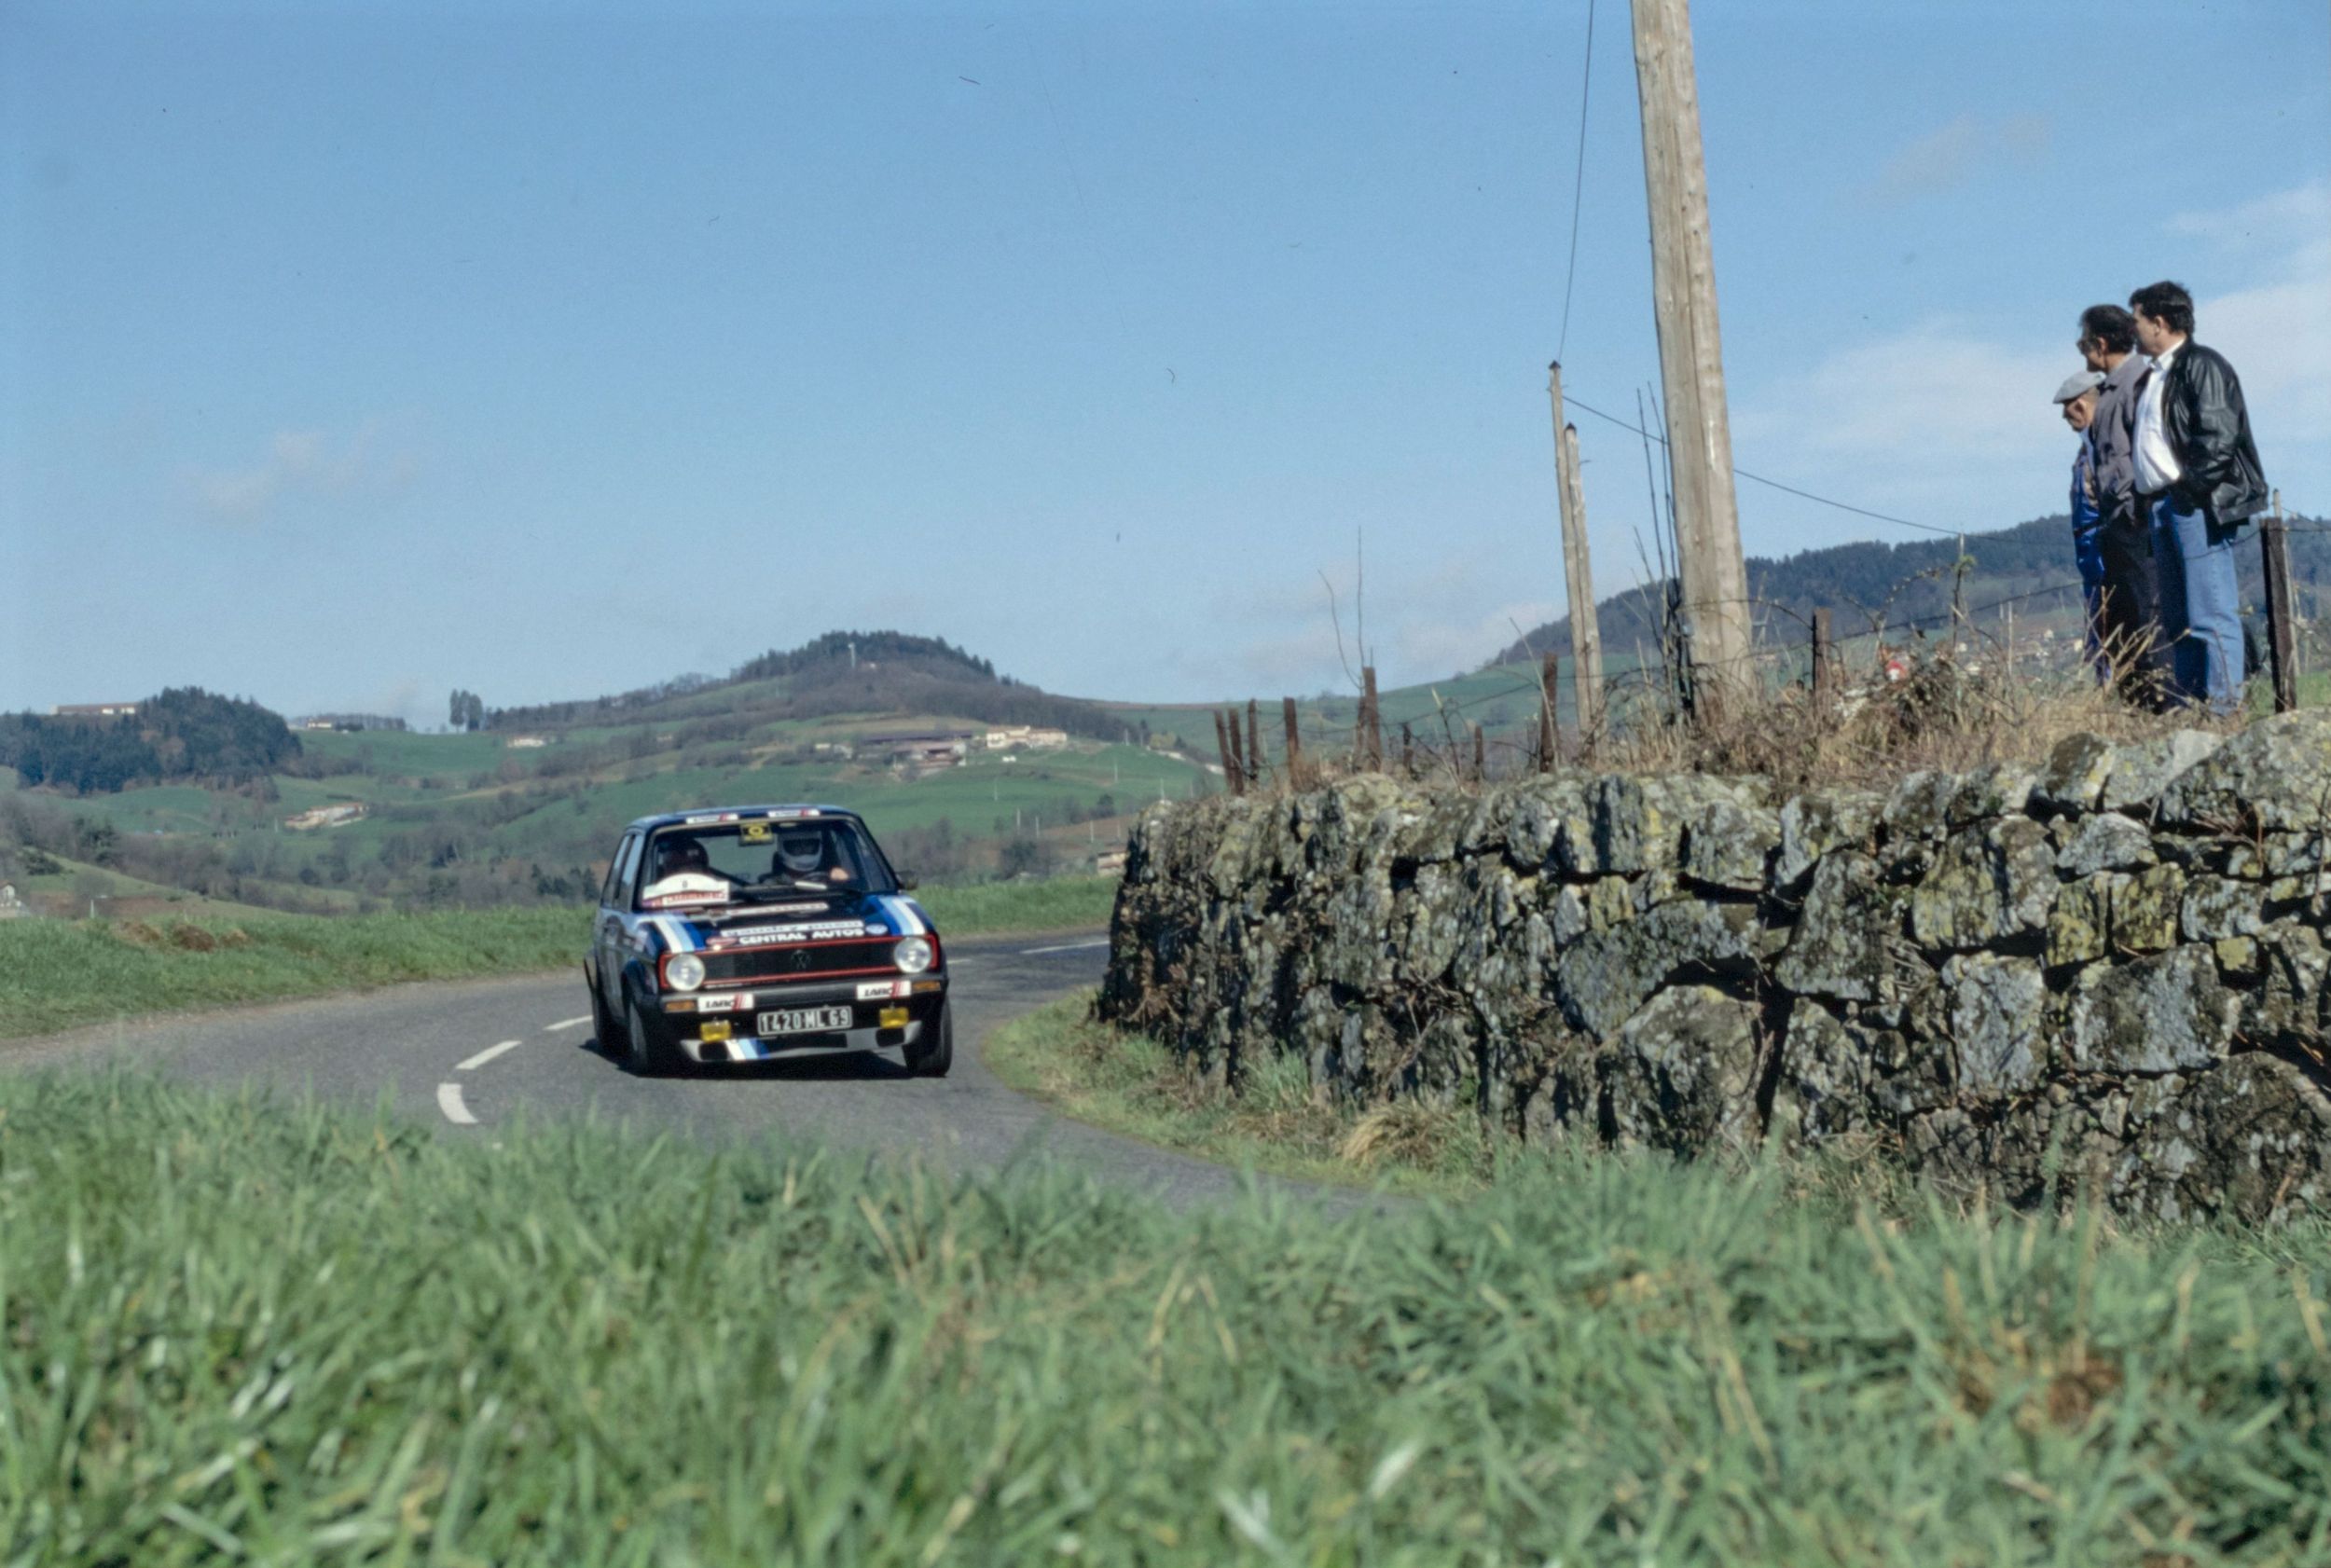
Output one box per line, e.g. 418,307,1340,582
2053,369,2108,675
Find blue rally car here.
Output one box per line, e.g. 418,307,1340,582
584,805,951,1076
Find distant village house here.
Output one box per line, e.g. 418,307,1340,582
50,702,139,719
285,803,366,831
984,725,1069,750
865,730,975,768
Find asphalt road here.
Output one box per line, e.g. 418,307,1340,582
5,932,1335,1210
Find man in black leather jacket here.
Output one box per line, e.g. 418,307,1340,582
2128,281,2268,713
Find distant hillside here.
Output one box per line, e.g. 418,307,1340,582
1491,512,2331,667
484,629,1132,742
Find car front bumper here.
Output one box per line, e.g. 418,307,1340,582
652,973,946,1065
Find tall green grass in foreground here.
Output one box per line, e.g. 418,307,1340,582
3,1074,2326,1566
0,878,1114,1040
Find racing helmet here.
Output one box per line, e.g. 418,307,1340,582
657,835,710,876
776,829,826,877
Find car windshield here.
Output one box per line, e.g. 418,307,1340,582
634,817,895,910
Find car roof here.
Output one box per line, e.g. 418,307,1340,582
623,805,864,833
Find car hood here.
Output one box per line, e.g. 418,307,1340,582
637,889,934,957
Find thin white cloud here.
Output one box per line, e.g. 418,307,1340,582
183,426,418,525
1861,112,2051,205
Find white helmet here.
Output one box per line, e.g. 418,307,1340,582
777,831,824,877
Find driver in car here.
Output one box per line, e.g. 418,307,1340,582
770,829,853,887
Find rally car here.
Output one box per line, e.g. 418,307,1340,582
583,805,951,1076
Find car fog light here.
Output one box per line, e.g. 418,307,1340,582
666,953,705,992
893,936,933,974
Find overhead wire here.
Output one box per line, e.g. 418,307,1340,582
1554,0,1597,363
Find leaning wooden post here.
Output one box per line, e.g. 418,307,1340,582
1543,388,1605,731
1246,699,1263,786
1471,722,1486,782
1360,666,1383,771
2260,493,2298,714
1282,697,1304,789
1537,651,1560,771
1223,708,1248,791
1810,607,1834,708
1213,710,1241,795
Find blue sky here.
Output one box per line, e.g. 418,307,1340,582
5,0,2325,724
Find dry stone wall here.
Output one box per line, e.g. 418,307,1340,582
1097,710,2331,1224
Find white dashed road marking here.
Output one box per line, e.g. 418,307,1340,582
545,1016,593,1032
457,1038,521,1072
436,1082,478,1126
1020,938,1110,956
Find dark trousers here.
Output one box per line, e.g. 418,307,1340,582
2091,513,2164,703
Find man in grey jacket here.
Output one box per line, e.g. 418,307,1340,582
2077,304,2163,702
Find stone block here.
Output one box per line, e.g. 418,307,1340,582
1775,851,1910,1001
1603,985,1762,1155
2098,730,2225,814
2068,945,2238,1074
1682,796,1781,891
2031,732,2116,815
2156,708,2331,833
1943,952,2048,1096
1909,818,2058,949
2055,812,2156,876
1772,790,1883,893
2181,873,2267,942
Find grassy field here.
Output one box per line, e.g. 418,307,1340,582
1,1071,2325,1566
0,880,1112,1040
987,995,1494,1199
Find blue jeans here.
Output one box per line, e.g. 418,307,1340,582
2147,493,2243,714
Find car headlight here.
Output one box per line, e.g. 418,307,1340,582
665,953,705,992
893,936,933,974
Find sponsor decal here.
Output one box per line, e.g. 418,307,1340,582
857,980,907,1000
644,891,726,910
751,901,829,915
718,921,878,947
740,821,774,845
697,993,752,1013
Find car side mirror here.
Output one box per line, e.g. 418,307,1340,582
896,872,919,892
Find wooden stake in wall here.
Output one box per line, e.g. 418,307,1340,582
1223,708,1247,791
2260,492,2299,714
1471,722,1486,782
1246,700,1262,786
1282,697,1304,790
1631,0,1752,698
1359,667,1383,771
1537,651,1560,771
1810,607,1834,708
1213,710,1240,796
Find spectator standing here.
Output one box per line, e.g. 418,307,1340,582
2129,281,2269,714
2077,304,2164,699
2051,370,2107,674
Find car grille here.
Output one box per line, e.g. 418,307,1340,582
701,939,898,986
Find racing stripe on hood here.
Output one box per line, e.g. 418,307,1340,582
880,896,926,936
647,915,702,956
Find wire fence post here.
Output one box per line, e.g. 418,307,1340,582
1213,710,1240,796
1400,722,1414,778
1223,708,1248,791
2261,493,2298,714
1471,722,1486,782
1537,652,1560,771
1810,607,1833,708
1359,667,1383,771
1246,699,1263,786
1282,697,1304,791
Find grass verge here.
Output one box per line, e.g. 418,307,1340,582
0,906,588,1039
3,1071,2326,1565
913,873,1117,935
0,878,1110,1041
986,993,1496,1199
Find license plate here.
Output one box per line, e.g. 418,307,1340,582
756,1005,854,1037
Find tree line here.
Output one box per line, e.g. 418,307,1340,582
0,689,301,795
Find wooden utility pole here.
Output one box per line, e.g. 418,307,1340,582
2260,491,2298,714
1547,364,1606,729
1632,0,1751,698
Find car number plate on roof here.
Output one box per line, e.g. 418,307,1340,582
758,1005,853,1037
